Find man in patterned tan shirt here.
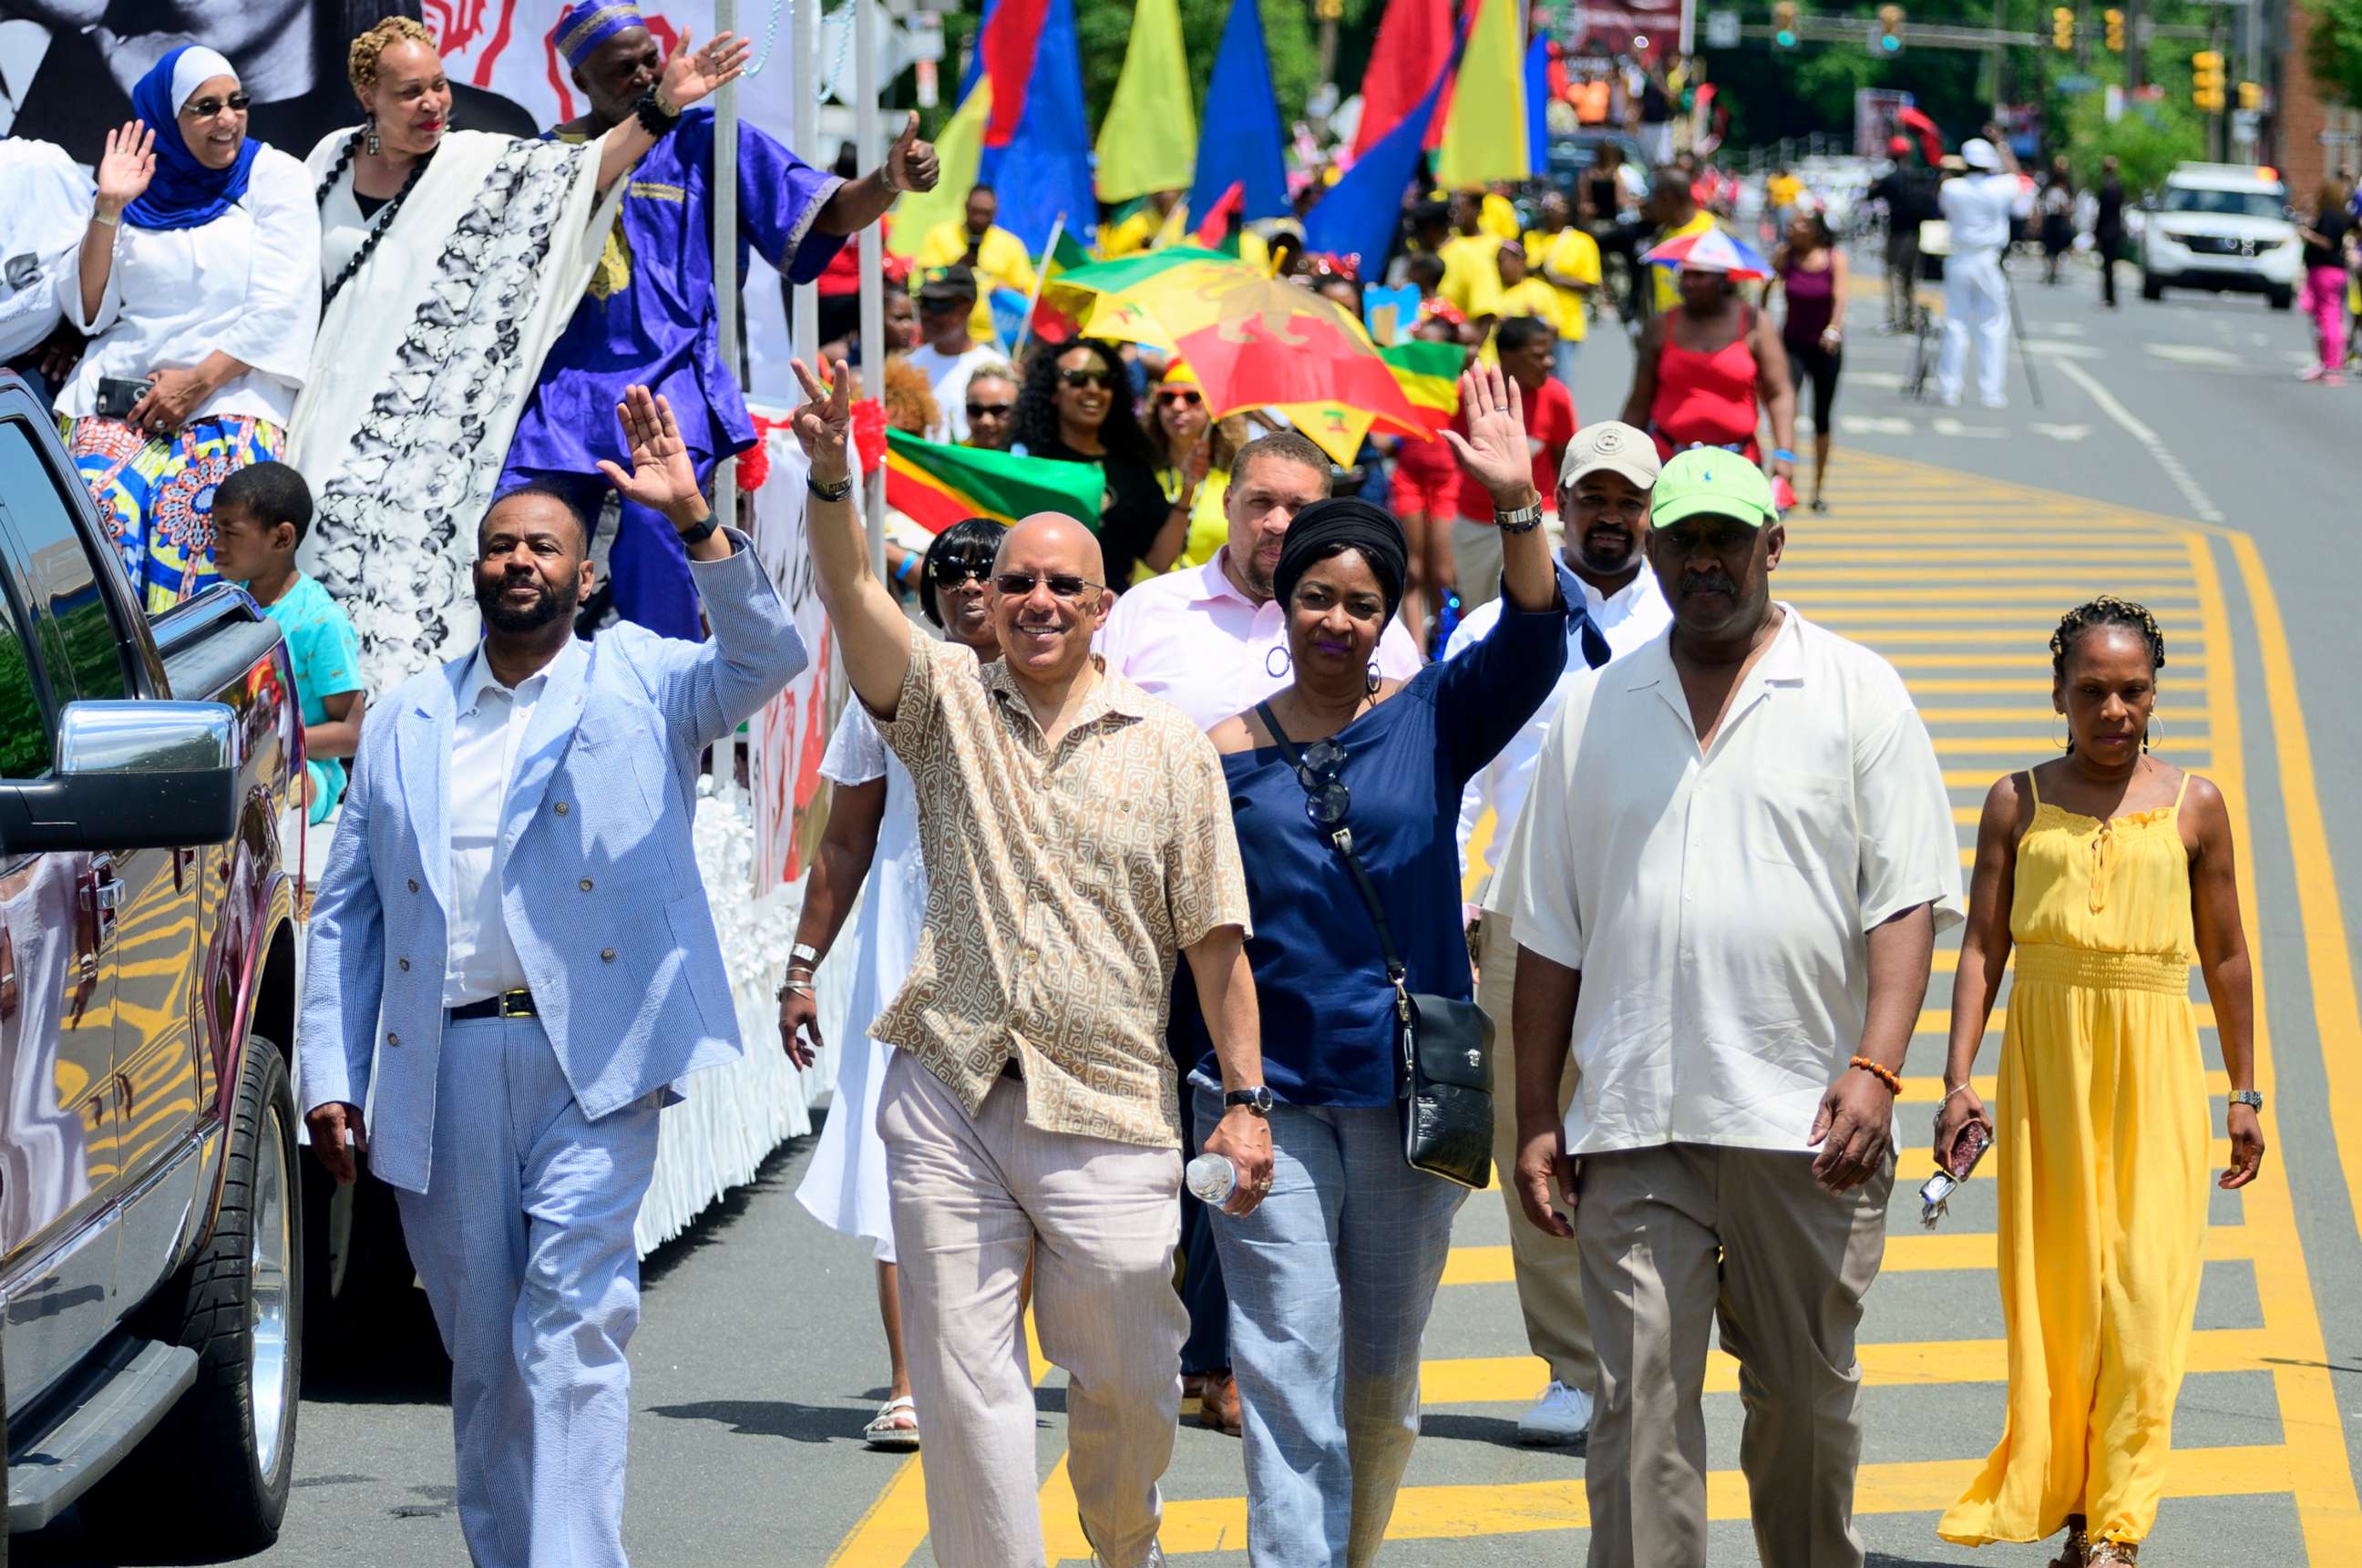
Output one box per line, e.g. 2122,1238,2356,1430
786,358,1273,1568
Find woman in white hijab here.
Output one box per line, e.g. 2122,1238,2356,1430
57,44,322,614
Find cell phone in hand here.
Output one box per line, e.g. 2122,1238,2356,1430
95,376,149,420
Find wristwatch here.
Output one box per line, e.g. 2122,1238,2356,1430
1494,500,1545,536
808,469,855,502
1224,1086,1274,1118
2230,1089,2264,1112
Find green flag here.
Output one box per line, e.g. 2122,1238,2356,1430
884,431,1107,535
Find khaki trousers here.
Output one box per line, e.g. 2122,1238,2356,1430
1575,1143,1892,1568
1476,913,1597,1391
878,1051,1186,1568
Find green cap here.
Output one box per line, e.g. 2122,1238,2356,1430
1649,448,1777,530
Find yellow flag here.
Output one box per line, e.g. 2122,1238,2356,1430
887,82,991,260
1093,0,1196,203
1435,0,1531,188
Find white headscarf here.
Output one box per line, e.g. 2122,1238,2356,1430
169,46,240,114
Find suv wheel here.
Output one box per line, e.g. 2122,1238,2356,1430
87,1035,302,1553
2268,285,2295,312
2141,271,2164,302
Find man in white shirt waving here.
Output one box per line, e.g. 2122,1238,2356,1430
1934,134,2033,409
1502,450,1961,1568
1446,419,1660,1446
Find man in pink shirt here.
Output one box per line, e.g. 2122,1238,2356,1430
1096,427,1424,1431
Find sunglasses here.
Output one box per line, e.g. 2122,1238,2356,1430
1058,367,1118,391
993,571,1101,600
1293,738,1350,827
966,400,1015,419
182,93,252,118
1155,389,1203,406
928,554,994,589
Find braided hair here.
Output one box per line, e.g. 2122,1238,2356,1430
315,131,431,308
2049,595,2166,680
347,15,430,98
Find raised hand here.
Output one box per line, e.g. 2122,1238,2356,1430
95,120,156,217
1441,360,1538,509
658,28,751,112
887,112,940,195
597,384,703,517
787,356,855,483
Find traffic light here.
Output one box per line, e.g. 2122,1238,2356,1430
1773,1,1800,49
2238,80,2263,112
1874,4,1905,54
2193,49,2226,114
2104,8,2124,51
2051,6,2073,50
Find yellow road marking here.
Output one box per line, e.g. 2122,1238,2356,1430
1437,1223,2257,1286
1061,1445,2306,1558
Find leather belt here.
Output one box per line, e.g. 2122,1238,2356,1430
449,989,537,1023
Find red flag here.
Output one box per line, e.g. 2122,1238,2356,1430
1351,0,1455,159
1895,107,1946,168
981,0,1053,148
1195,181,1246,247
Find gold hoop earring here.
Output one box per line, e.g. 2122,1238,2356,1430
2145,713,2161,753
2053,712,2069,753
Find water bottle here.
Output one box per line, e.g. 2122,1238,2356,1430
1184,1153,1237,1205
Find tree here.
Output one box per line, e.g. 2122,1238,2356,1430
2305,0,2362,110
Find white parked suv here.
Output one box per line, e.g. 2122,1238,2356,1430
2139,163,2300,310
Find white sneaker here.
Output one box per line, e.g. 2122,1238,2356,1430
1980,395,2008,410
1515,1380,1594,1445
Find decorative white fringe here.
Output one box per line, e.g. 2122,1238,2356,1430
632,775,853,1256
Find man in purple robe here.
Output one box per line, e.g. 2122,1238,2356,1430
500,1,940,638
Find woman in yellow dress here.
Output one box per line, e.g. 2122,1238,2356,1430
1935,597,2266,1565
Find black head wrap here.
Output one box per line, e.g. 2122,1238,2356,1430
1272,497,1410,622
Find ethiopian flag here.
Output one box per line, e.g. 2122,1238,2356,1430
885,431,1106,535
1379,342,1463,435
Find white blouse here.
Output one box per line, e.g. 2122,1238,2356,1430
55,144,322,429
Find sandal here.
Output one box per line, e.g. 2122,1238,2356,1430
2049,1522,2089,1568
2086,1543,2138,1566
863,1395,919,1451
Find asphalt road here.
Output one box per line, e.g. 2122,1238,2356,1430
26,244,2362,1566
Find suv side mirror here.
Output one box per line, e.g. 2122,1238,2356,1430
0,701,241,854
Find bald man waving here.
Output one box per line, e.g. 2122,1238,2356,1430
786,359,1271,1567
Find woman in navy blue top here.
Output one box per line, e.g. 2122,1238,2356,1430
1175,364,1592,1564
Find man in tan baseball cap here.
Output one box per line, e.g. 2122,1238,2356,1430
1444,417,1671,1445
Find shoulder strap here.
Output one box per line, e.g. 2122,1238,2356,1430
1254,702,1411,997
2024,767,2041,808
2172,769,2193,808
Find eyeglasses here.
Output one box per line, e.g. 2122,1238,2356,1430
1058,367,1118,391
993,571,1101,600
1155,389,1203,407
966,401,1015,419
1294,738,1350,827
182,93,252,118
928,554,994,589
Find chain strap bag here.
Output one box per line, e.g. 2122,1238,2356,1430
1255,702,1496,1189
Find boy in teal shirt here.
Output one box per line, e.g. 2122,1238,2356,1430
210,463,365,826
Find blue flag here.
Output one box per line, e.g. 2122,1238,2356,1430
1303,59,1452,270
960,0,1096,252
1525,33,1551,176
1187,0,1289,224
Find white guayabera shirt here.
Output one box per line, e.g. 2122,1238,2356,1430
1498,605,1964,1156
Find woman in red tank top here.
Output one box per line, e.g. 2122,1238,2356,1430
1620,262,1799,495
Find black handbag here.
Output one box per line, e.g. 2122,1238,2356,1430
1255,702,1496,1189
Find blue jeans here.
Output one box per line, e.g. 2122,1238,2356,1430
1553,333,1582,392
1196,1087,1466,1567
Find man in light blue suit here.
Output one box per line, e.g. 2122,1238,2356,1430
299,385,806,1567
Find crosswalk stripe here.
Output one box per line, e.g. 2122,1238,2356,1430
1437,1223,2258,1287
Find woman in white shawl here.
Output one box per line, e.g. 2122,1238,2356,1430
287,15,745,686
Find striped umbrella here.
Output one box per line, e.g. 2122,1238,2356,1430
1642,226,1772,281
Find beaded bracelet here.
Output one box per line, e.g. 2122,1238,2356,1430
1850,1055,1902,1093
